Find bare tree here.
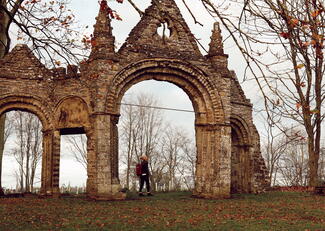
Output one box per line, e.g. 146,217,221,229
1,0,86,65
148,148,166,191
260,110,314,186
10,111,42,192
62,135,87,170
260,111,294,186
0,113,13,192
262,131,288,186
319,144,325,182
160,125,193,191
113,0,324,187
179,136,196,190
119,101,138,189
198,0,325,186
119,93,164,189
277,139,309,186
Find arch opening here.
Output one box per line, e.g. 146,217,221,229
59,134,87,194
1,110,43,194
104,59,227,198
0,96,54,195
117,80,196,193
54,96,91,195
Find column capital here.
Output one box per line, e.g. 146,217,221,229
91,112,120,117
195,122,230,130
42,129,54,135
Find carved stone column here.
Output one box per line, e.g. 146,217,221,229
85,126,96,195
52,130,61,196
110,115,120,185
90,113,125,200
194,123,231,199
40,129,53,195
40,129,60,196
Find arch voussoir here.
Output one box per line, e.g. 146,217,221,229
0,94,54,130
230,116,251,146
105,59,224,125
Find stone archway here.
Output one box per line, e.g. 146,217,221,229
0,95,56,195
107,59,223,122
0,0,269,200
0,95,53,129
53,96,92,195
100,59,232,199
230,116,252,193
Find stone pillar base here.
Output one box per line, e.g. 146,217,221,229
88,183,127,200
192,191,231,199
52,192,61,198
38,191,61,199
89,192,126,201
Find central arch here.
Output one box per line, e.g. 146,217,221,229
106,59,225,123
101,59,232,198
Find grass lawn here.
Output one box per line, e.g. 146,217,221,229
0,191,324,231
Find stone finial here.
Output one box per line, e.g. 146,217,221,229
208,22,224,57
89,0,116,60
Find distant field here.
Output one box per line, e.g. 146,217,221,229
0,191,324,230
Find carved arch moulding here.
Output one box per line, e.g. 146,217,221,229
105,59,225,125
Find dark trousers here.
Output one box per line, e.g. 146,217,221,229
139,174,150,193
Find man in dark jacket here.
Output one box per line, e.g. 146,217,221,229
139,155,152,196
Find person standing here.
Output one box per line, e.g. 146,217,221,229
139,155,152,196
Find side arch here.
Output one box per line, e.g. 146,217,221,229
54,96,91,133
0,94,56,195
230,115,251,145
0,94,54,130
230,116,252,193
53,95,95,194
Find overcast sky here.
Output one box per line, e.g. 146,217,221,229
2,0,266,189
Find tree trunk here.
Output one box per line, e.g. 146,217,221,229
308,141,319,187
19,113,24,192
0,1,10,57
0,1,10,191
150,175,155,192
0,114,5,189
30,166,35,193
126,164,130,189
305,116,320,187
25,132,31,192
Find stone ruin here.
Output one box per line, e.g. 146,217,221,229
0,0,269,200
